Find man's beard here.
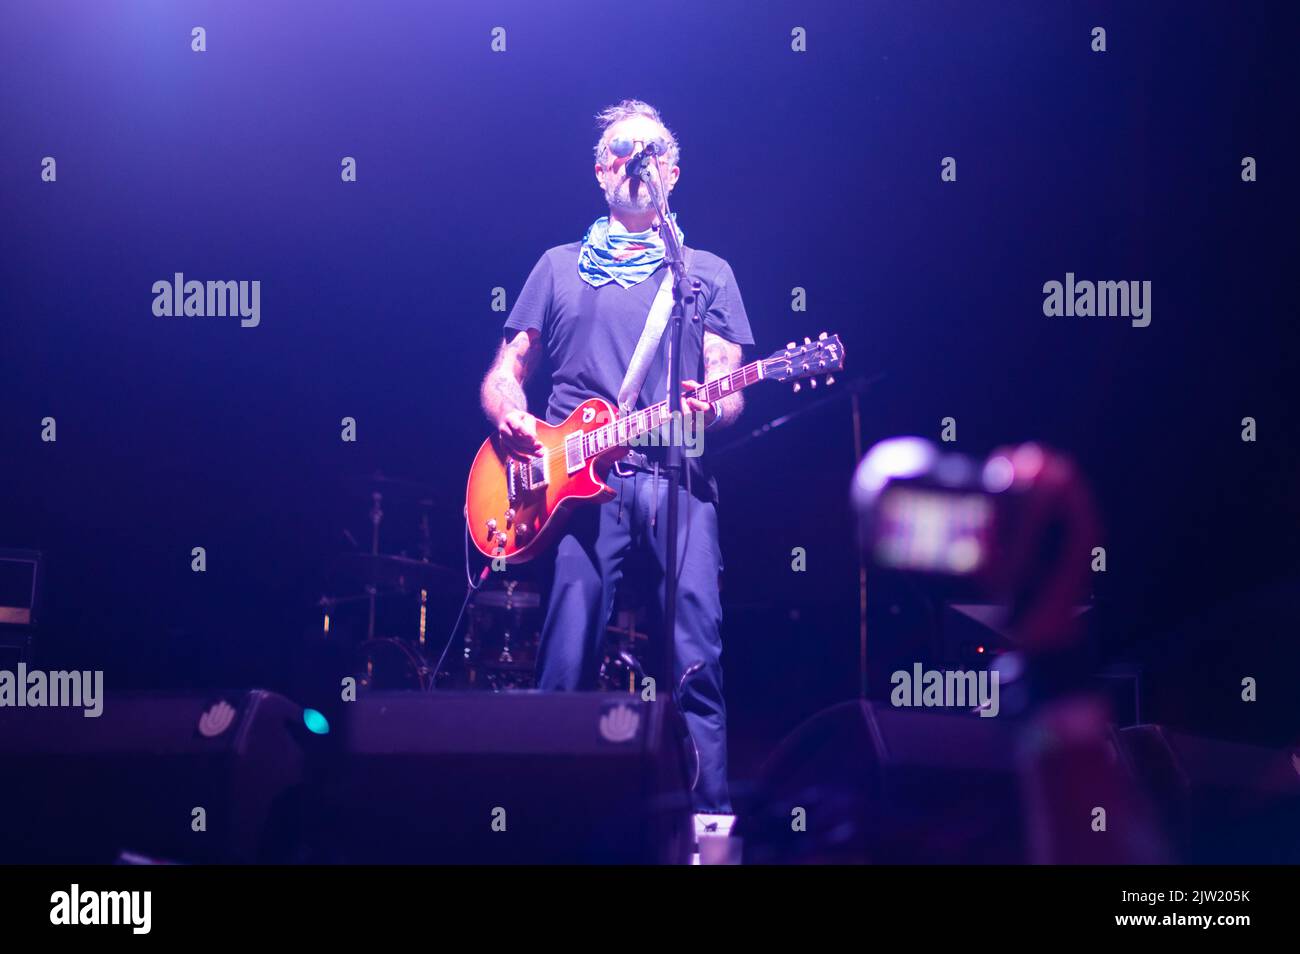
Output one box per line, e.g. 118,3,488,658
605,176,655,214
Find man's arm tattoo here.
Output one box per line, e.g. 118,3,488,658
702,331,745,429
480,332,538,424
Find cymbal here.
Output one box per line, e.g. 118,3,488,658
471,585,541,609
332,553,458,593
343,471,437,501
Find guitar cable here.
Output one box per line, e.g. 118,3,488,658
677,662,705,794
427,518,489,690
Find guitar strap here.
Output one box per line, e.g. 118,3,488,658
616,247,694,417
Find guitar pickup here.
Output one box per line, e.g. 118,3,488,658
564,432,585,475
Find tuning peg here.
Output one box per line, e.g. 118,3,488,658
826,375,835,386
786,341,796,350
792,382,801,393
804,337,811,345
809,377,818,388
818,331,827,341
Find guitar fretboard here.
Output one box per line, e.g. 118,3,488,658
580,360,764,459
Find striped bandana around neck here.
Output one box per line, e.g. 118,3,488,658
577,214,685,289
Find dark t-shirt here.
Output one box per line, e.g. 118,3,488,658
503,240,754,503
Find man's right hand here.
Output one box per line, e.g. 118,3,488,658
498,409,544,459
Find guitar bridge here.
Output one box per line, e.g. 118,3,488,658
507,454,548,502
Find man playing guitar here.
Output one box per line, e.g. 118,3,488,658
478,100,752,816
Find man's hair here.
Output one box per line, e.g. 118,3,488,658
593,99,680,167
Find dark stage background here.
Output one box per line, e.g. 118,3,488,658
3,1,1297,783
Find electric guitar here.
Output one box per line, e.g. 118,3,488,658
466,333,845,563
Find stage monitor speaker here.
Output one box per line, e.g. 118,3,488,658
304,690,692,864
0,689,307,864
1117,724,1300,863
737,700,1025,864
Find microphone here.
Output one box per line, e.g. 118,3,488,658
623,139,665,179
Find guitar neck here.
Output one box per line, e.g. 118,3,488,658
581,359,766,458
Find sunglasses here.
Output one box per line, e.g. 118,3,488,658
606,136,669,161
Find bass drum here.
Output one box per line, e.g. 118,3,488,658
355,638,430,691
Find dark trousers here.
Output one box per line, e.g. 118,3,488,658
535,466,731,814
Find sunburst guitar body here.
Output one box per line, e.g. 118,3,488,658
466,397,626,563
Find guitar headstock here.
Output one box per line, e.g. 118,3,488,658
763,332,845,391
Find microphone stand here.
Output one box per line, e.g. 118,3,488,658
633,154,699,736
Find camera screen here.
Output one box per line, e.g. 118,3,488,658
872,486,994,576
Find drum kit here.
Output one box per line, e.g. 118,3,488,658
321,472,645,693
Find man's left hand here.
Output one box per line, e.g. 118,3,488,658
680,379,718,428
